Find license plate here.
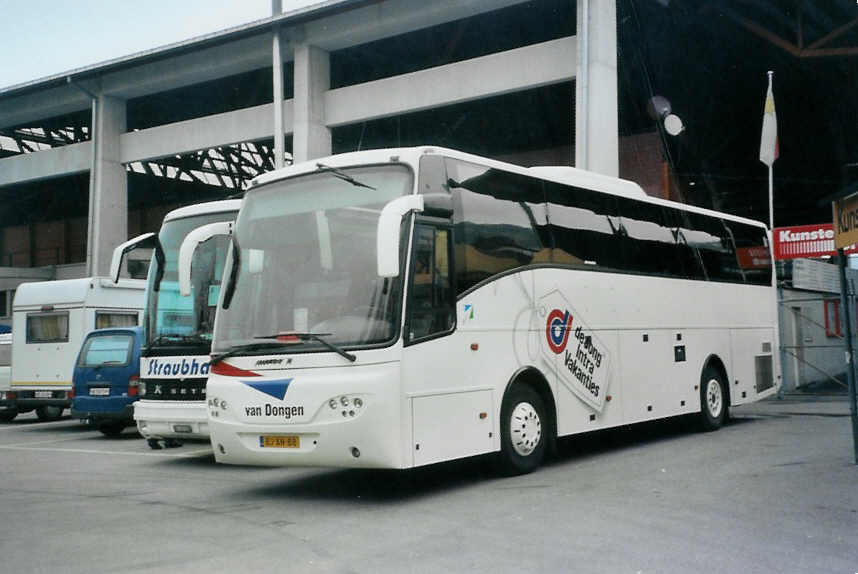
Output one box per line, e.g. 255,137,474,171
34,391,53,398
260,435,300,449
89,388,110,396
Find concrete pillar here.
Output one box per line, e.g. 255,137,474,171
575,0,619,177
272,0,285,169
292,38,331,163
87,95,127,277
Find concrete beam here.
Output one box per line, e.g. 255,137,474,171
100,35,272,100
303,0,529,52
325,37,575,127
119,101,293,164
0,142,92,186
0,84,92,130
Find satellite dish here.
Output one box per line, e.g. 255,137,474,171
663,113,684,136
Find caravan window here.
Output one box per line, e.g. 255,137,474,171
26,312,70,343
96,312,139,329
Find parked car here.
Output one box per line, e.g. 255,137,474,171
71,327,142,436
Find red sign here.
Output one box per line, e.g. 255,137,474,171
773,223,857,260
736,246,771,269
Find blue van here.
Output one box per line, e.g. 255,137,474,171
71,326,142,436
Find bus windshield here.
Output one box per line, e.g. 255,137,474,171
146,212,234,348
212,165,413,355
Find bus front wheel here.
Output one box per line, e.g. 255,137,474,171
497,384,547,475
699,367,727,431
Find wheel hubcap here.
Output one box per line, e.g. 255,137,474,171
706,378,723,418
510,401,541,456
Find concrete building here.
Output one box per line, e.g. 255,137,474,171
2,0,857,334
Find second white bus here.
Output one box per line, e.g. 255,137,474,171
195,147,778,473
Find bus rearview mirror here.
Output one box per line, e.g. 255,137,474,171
110,232,158,283
178,221,234,297
377,195,425,278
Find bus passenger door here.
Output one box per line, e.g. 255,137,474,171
402,224,493,466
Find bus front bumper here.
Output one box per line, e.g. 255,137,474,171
134,400,209,440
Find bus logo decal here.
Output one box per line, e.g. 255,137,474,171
546,309,574,354
241,378,294,401
539,290,612,413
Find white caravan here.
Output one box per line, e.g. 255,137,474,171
194,147,778,473
5,278,145,421
113,200,240,448
0,333,12,421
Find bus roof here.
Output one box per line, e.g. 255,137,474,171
250,146,768,230
163,199,242,224
13,278,146,309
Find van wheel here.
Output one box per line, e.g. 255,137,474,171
0,408,18,422
99,422,125,437
700,367,727,431
36,405,63,422
496,384,547,475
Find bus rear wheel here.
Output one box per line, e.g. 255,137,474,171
699,367,727,431
496,384,547,475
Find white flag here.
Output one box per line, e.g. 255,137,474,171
759,73,779,167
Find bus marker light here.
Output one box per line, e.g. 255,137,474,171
606,395,612,402
340,396,349,407
329,399,337,409
350,447,361,458
479,412,487,419
470,343,479,351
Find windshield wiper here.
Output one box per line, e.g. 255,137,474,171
254,332,357,363
149,334,208,347
210,341,296,366
316,163,376,190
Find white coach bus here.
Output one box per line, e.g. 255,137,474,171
195,147,777,474
112,200,240,448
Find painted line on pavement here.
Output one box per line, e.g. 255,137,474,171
0,435,86,448
0,444,214,458
0,420,77,431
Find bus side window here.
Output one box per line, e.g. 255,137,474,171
407,225,455,342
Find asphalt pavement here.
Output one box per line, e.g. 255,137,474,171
0,395,855,574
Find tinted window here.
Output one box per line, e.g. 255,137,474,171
77,334,133,367
545,182,623,270
723,220,772,286
447,160,547,293
678,212,744,283
617,198,689,278
407,225,455,341
26,312,69,343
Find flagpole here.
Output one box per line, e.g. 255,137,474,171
767,70,774,230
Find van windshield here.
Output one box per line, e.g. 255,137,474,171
77,334,134,368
